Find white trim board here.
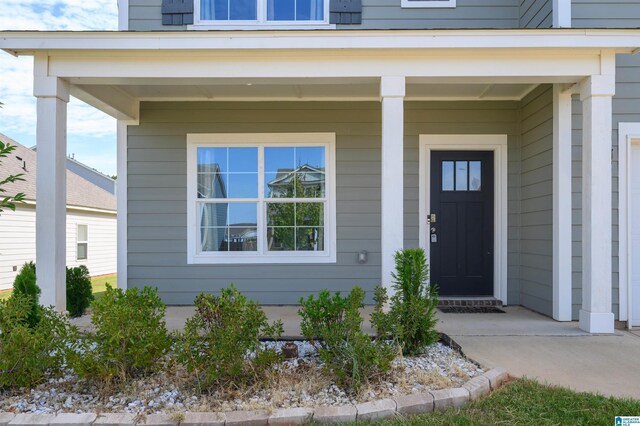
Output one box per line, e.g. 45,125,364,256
117,0,129,31
401,0,456,9
553,0,572,28
419,135,509,303
3,31,640,53
618,123,640,328
552,84,573,321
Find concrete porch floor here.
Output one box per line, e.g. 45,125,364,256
71,305,640,399
438,306,640,399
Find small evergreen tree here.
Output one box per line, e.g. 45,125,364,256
66,265,94,318
12,262,42,328
372,248,439,355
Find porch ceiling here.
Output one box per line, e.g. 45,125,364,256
71,78,538,103
3,28,637,120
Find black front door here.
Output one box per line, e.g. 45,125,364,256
430,151,494,296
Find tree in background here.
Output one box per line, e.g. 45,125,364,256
0,103,26,214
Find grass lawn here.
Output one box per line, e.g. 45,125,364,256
352,378,640,426
0,273,117,302
90,273,117,300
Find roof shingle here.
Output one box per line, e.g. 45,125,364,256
0,133,116,212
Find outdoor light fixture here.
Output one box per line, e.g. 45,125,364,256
358,250,368,264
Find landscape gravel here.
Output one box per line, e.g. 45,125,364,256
0,341,482,415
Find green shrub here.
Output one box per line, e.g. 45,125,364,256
68,285,170,384
371,248,439,356
66,265,94,318
12,261,41,328
299,287,396,393
0,294,72,389
177,285,283,389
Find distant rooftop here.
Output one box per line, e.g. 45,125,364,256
0,133,116,212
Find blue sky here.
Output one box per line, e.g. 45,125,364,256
0,1,119,176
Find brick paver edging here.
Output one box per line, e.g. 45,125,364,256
1,369,508,425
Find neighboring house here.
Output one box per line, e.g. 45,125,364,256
0,134,117,291
32,147,117,195
1,0,640,333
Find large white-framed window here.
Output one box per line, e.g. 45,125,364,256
77,224,88,261
187,133,336,264
401,0,455,8
193,0,333,29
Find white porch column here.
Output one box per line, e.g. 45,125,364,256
578,73,616,333
553,84,573,321
116,120,132,290
380,76,405,293
34,53,70,311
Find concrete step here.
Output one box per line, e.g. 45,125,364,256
438,297,503,308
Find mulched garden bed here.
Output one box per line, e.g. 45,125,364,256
0,340,483,415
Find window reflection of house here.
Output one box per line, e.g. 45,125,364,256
226,225,258,251
198,163,228,252
267,164,325,197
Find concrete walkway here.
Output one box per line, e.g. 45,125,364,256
71,305,377,337
72,304,640,399
438,306,640,399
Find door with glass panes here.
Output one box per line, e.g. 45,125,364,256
430,151,494,296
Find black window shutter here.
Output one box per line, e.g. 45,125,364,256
162,0,194,26
329,0,362,25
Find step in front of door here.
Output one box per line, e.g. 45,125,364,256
438,297,503,308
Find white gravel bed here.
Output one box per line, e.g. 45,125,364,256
0,341,483,415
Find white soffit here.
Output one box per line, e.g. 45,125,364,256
75,82,540,102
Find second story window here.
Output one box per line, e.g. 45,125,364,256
197,0,327,25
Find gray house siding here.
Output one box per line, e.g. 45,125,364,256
128,102,382,304
569,53,640,320
128,0,521,31
129,100,523,305
401,101,522,305
572,0,640,28
518,85,553,316
519,0,552,28
345,0,520,30
129,0,186,31
571,2,640,320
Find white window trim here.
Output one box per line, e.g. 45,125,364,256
418,135,508,303
76,224,88,261
553,0,572,28
190,0,334,30
618,123,640,328
401,0,456,9
187,132,337,265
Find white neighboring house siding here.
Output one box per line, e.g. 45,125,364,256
0,204,116,291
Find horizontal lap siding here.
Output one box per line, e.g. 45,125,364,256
519,85,553,316
0,205,116,291
571,3,639,319
519,0,552,28
572,0,640,28
128,0,520,30
403,101,521,305
129,101,521,305
128,102,382,304
129,0,186,31
0,206,37,290
66,211,118,277
570,54,640,320
352,0,519,30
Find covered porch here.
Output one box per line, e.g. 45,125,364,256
2,29,638,333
